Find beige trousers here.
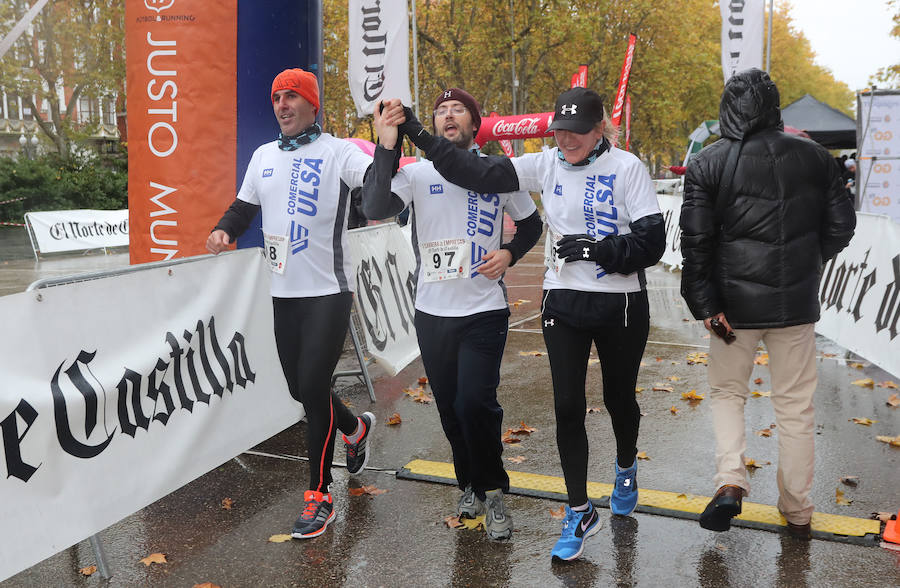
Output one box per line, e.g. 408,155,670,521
707,323,817,525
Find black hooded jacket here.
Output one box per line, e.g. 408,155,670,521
679,69,856,328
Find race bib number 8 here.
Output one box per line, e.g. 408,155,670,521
421,238,471,282
263,231,288,275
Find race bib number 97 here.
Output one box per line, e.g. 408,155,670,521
421,238,471,283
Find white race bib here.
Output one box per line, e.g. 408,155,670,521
544,225,565,274
421,238,471,283
263,231,288,275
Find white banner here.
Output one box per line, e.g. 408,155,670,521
25,209,128,254
348,223,420,375
817,213,900,378
858,158,900,221
348,0,412,117
720,0,764,83
658,199,900,377
858,92,900,158
0,249,297,582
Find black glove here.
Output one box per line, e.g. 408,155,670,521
398,106,435,152
556,234,611,265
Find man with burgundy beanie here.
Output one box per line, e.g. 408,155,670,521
363,87,542,540
207,68,402,540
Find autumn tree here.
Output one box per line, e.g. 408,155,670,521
869,0,899,87
0,0,125,160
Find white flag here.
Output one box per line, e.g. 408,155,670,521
721,0,764,83
348,0,412,116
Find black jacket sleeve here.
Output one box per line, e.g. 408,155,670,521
213,198,260,240
500,210,542,267
401,107,521,193
361,145,406,220
593,213,666,275
679,153,722,320
820,156,856,261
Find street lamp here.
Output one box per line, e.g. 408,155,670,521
18,133,38,159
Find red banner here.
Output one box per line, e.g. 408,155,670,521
489,112,516,156
610,33,636,127
475,112,554,146
571,64,588,88
126,1,238,264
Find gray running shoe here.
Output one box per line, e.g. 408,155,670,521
457,485,485,519
484,489,513,540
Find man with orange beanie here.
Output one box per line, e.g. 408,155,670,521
206,68,403,540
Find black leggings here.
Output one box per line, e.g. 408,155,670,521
273,293,358,493
541,291,649,506
415,309,511,497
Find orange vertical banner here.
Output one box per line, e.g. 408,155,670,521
126,1,237,264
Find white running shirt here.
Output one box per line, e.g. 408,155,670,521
510,147,660,293
237,135,371,297
391,159,537,316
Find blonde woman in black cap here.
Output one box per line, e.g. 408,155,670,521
390,87,665,561
363,88,542,540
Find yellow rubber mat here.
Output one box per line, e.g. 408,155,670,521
397,459,882,546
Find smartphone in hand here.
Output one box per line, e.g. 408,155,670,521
710,318,736,344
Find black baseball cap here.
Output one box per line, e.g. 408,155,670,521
547,87,605,134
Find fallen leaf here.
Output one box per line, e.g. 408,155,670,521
686,352,709,365
756,428,773,437
510,421,537,435
753,378,764,385
193,584,222,588
221,497,234,510
872,511,895,523
79,565,97,576
851,417,877,426
386,413,402,426
140,553,167,566
349,485,387,497
636,451,651,460
501,430,522,444
878,380,898,389
752,390,772,397
682,318,691,322
847,362,866,369
887,394,900,408
839,476,859,487
549,505,566,519
715,544,728,552
835,488,852,505
510,298,531,308
634,387,645,393
640,361,648,367
653,385,675,393
676,493,688,499
666,375,680,382
670,406,680,415
418,376,428,385
671,361,679,365
268,534,292,543
506,455,526,464
404,387,433,404
681,390,704,403
744,458,770,470
702,334,711,339
444,515,466,529
655,357,663,362
586,406,603,413
588,358,600,365
876,435,900,447
754,353,769,366
342,399,354,409
852,378,875,388
823,352,837,357
518,350,545,357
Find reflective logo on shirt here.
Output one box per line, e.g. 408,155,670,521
290,221,309,254
554,184,563,196
430,184,444,195
262,168,274,178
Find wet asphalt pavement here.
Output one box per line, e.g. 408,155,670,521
2,228,899,587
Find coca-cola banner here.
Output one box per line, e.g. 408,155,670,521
0,249,297,582
656,199,900,378
347,223,420,375
474,112,554,147
25,209,128,256
720,0,764,83
348,0,412,116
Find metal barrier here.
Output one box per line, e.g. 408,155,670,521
332,308,377,402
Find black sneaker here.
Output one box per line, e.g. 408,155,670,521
291,490,335,539
343,412,375,474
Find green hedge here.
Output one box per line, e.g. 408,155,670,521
0,154,127,223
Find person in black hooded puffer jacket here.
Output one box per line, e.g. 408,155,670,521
680,69,855,539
